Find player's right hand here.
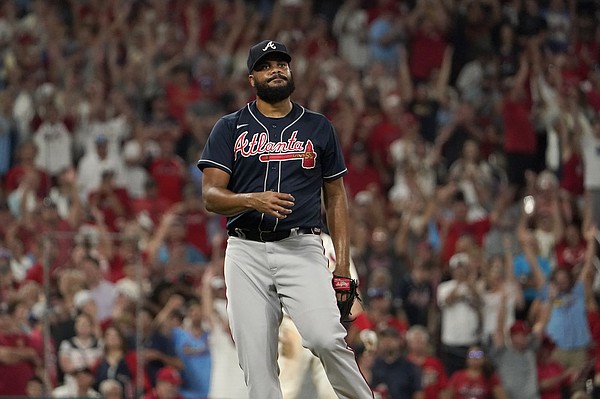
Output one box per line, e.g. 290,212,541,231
250,191,295,219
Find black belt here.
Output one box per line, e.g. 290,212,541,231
227,227,321,242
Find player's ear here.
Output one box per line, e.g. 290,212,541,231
248,75,255,87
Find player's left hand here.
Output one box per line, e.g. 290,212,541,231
249,191,295,219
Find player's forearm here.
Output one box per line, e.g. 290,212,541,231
324,182,351,275
203,187,255,216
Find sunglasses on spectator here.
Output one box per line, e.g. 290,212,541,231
468,350,485,359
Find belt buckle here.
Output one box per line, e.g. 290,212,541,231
289,227,300,238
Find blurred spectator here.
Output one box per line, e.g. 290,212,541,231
536,335,578,399
446,346,507,399
396,260,436,330
149,133,187,207
479,246,524,345
25,375,45,398
93,326,133,398
500,56,539,192
367,3,404,74
145,207,208,282
132,306,181,388
99,379,124,399
200,266,247,399
0,300,40,396
346,287,407,351
370,327,424,399
579,114,600,230
142,366,184,399
167,298,211,399
52,366,100,398
489,295,550,399
513,223,552,315
88,169,132,233
533,226,596,385
57,312,103,388
46,167,84,226
344,141,383,201
332,0,369,71
4,139,51,199
437,252,483,376
79,256,117,324
406,325,449,399
76,134,126,202
32,102,73,178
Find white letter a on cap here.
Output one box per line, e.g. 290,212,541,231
262,41,277,51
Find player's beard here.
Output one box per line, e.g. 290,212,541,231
255,75,295,104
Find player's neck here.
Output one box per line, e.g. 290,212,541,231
256,98,293,118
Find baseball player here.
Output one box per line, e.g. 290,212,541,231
197,40,373,399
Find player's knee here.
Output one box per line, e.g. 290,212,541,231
305,333,340,355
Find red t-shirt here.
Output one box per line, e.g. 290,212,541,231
367,120,404,169
164,82,201,127
184,208,212,257
131,196,171,226
554,239,586,272
588,310,600,358
537,360,567,399
501,98,537,154
448,370,500,399
350,313,408,336
345,163,383,199
409,30,447,82
150,157,186,206
407,355,449,399
0,333,37,396
88,187,132,232
559,152,584,196
4,166,51,197
441,218,491,265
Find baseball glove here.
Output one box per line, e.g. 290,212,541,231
332,275,361,322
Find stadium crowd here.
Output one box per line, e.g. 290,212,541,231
0,0,599,398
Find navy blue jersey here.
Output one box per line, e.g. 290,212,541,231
197,101,347,231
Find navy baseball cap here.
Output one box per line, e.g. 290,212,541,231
247,40,291,73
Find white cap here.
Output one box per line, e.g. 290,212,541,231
73,290,93,309
449,252,470,269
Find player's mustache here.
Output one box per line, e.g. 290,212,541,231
268,74,288,82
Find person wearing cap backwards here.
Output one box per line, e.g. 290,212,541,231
198,40,374,398
143,366,184,399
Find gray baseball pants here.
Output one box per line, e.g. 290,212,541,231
224,234,373,399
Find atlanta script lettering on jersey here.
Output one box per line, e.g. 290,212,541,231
234,130,317,168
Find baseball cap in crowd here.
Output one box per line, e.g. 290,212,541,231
247,40,292,73
95,133,108,144
509,320,531,336
449,252,469,269
156,367,182,385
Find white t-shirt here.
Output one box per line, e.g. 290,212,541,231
437,280,481,346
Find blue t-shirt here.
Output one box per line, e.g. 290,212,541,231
543,281,591,350
172,327,211,399
513,255,552,300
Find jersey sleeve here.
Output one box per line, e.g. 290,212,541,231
197,117,235,175
321,122,347,181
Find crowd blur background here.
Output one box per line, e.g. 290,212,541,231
0,0,599,398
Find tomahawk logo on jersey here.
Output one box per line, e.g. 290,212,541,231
197,101,346,232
